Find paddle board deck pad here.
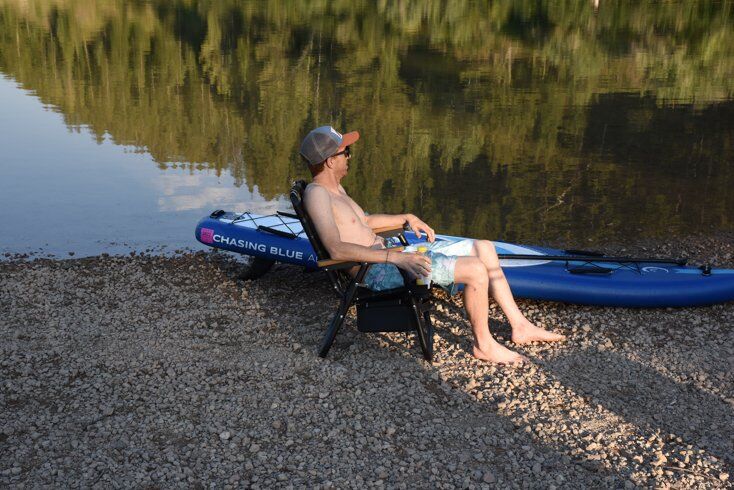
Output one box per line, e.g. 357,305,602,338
195,211,734,307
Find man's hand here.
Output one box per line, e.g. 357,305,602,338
390,251,432,279
405,214,435,242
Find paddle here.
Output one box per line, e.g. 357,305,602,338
497,253,688,266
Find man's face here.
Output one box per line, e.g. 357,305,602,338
329,146,351,176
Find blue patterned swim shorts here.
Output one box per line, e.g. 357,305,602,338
363,238,475,293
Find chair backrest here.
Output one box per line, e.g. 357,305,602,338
289,180,330,260
290,180,350,293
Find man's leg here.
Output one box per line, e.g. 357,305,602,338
470,240,565,344
453,257,526,364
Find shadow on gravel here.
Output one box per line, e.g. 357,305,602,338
226,259,730,484
206,252,734,485
222,263,630,485
378,319,733,485
542,346,734,468
327,338,629,486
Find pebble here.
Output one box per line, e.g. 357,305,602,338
482,471,496,483
1,238,732,487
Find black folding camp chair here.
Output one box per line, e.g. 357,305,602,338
290,180,434,361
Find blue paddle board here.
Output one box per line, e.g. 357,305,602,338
195,211,734,307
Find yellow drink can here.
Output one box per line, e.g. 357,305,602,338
415,246,431,287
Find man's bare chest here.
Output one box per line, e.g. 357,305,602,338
331,194,365,226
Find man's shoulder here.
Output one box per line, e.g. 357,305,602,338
304,182,332,210
305,182,329,197
306,182,349,198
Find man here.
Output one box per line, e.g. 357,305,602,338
300,126,565,364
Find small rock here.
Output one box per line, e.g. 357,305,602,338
483,472,496,483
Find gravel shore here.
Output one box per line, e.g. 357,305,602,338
1,235,733,489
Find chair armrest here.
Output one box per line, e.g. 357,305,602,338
318,260,362,271
372,225,405,238
318,246,405,268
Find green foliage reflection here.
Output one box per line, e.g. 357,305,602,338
0,0,732,242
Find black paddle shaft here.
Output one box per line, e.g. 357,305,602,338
497,254,688,266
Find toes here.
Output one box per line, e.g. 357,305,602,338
506,355,527,366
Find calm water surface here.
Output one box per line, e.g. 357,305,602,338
1,1,732,257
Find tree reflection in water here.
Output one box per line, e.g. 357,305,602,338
0,0,732,244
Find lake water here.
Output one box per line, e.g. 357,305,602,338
1,1,732,257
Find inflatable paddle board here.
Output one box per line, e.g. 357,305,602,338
195,211,734,307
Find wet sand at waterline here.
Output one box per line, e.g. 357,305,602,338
1,235,732,488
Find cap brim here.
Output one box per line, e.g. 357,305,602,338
338,131,359,150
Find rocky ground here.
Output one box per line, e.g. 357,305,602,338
1,234,733,489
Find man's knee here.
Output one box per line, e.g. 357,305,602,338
476,240,506,280
466,259,489,286
477,239,496,255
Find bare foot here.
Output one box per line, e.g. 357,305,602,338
472,342,528,365
511,319,566,345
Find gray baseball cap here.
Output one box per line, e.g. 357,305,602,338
299,126,360,166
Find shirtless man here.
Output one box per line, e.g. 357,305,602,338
299,126,565,364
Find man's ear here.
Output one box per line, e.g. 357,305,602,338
324,156,333,169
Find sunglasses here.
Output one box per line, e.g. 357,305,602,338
331,146,351,159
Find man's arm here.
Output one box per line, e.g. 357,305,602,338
365,213,436,242
363,213,409,230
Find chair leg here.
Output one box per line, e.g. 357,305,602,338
423,309,434,360
318,303,349,358
411,298,434,362
318,264,369,358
